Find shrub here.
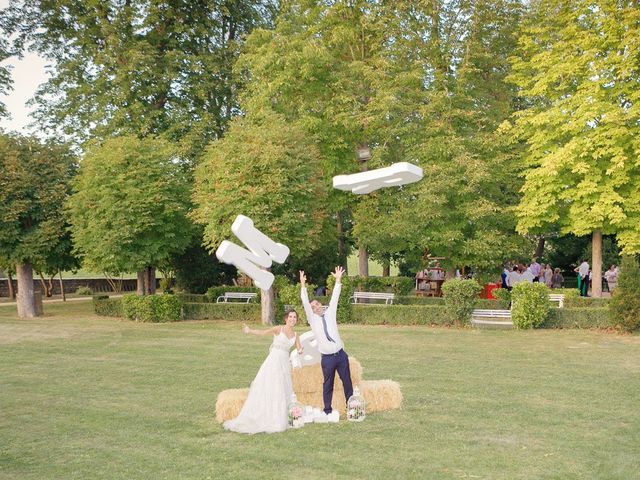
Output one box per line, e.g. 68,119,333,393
511,282,550,329
159,277,174,294
350,276,414,295
442,279,482,325
395,296,445,305
492,288,511,309
93,297,123,317
122,294,181,322
543,308,611,329
175,293,210,303
278,281,315,318
76,286,93,296
609,256,640,332
205,285,260,303
326,274,354,323
182,302,261,321
352,304,450,326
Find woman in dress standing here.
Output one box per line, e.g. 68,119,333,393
224,310,303,434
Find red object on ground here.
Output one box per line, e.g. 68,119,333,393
481,283,500,299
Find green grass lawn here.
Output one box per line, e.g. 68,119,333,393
1,303,638,480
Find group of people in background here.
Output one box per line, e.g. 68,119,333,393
501,258,564,290
501,258,619,297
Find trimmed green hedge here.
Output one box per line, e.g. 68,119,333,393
93,297,123,317
122,294,182,322
352,304,450,326
175,293,211,303
543,308,611,329
182,302,261,321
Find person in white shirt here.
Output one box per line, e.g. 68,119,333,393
575,259,590,296
300,267,353,415
521,266,535,283
506,266,521,290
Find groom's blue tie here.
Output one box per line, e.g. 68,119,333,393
321,314,335,343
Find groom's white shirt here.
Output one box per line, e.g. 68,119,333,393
301,282,343,355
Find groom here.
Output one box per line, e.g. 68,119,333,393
300,267,354,415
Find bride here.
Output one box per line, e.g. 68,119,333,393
223,309,303,434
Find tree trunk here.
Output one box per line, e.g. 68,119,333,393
592,230,603,297
145,266,156,295
7,272,15,300
337,214,347,274
16,262,38,318
38,272,50,297
358,244,369,277
534,236,545,260
382,259,390,277
261,287,275,325
59,271,66,302
136,270,146,295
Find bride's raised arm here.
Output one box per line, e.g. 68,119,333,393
243,324,280,336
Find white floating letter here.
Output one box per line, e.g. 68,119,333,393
333,162,423,194
215,215,290,290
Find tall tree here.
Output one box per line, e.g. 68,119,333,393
0,0,276,153
0,133,76,317
508,0,640,296
67,136,193,294
192,110,329,324
0,32,12,117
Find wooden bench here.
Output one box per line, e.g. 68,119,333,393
350,292,395,305
216,292,257,304
549,294,565,308
471,309,513,329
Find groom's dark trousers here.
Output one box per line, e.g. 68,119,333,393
321,349,354,414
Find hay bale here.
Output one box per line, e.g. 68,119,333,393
295,380,402,414
361,379,403,412
292,357,363,394
215,388,248,423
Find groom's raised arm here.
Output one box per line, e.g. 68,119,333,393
328,266,345,316
299,271,314,321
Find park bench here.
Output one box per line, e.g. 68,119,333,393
470,309,513,329
350,292,395,305
549,293,565,308
216,292,257,304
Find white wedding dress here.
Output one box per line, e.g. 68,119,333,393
224,330,295,434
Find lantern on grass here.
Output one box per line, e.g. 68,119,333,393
288,394,304,428
347,386,366,422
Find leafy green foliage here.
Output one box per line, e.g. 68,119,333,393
182,303,261,322
543,308,611,330
0,0,276,154
68,136,192,274
508,1,640,254
609,256,640,332
511,283,550,329
442,279,482,325
0,134,76,266
350,276,414,296
192,110,329,260
75,286,92,296
493,288,512,309
167,236,236,294
93,297,124,317
121,294,181,323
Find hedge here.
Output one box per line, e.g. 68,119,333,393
175,293,211,303
122,294,182,322
351,304,451,326
543,308,611,329
93,297,123,317
182,302,261,322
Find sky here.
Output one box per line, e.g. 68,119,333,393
0,0,49,135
